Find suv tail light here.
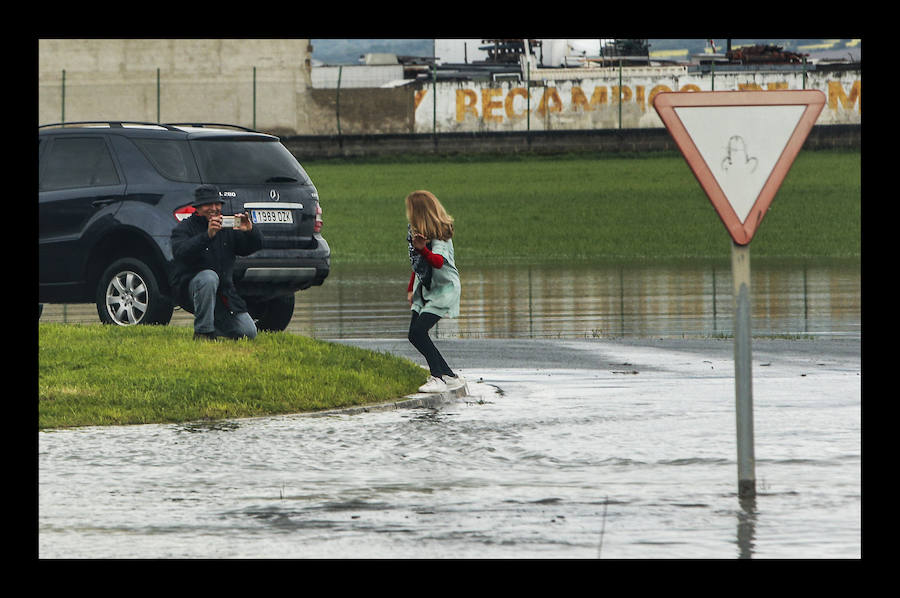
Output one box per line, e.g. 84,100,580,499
174,205,195,221
314,203,323,233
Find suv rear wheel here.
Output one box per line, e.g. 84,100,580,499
247,295,295,332
96,257,174,326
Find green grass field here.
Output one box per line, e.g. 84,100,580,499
304,150,860,265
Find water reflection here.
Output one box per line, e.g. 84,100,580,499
291,259,860,339
737,496,758,559
40,260,860,340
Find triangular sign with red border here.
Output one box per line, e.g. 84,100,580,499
653,90,825,245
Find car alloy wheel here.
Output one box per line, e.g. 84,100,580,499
95,257,173,326
104,269,150,325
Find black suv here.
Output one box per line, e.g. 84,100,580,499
38,122,330,331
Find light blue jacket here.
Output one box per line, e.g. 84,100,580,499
411,238,460,318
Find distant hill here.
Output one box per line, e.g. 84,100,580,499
311,39,432,65
310,38,859,65
648,38,860,57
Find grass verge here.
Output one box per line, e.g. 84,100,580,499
304,149,860,265
38,323,427,430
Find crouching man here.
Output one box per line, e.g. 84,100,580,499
170,184,263,340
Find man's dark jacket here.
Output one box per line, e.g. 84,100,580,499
170,213,263,313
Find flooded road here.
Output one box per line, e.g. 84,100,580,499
41,259,861,340
38,260,861,558
38,336,860,558
291,259,860,340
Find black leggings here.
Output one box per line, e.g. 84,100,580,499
408,311,454,378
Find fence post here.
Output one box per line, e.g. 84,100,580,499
61,69,65,123
618,60,623,129
252,66,257,130
336,65,342,136
432,62,437,137
526,58,531,133
156,68,161,123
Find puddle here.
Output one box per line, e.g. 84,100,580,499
40,259,860,340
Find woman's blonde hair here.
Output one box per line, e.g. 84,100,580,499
405,190,454,241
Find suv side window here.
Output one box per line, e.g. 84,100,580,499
40,137,120,191
130,138,200,182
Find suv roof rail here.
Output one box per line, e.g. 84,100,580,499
39,121,184,131
163,122,261,133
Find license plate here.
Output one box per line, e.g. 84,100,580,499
250,209,293,224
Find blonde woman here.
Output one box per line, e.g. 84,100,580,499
405,190,464,393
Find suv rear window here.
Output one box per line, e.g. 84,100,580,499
40,137,120,191
131,138,200,183
191,138,313,185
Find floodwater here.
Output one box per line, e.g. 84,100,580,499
288,260,861,340
38,260,861,559
41,259,862,340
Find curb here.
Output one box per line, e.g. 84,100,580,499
304,382,471,418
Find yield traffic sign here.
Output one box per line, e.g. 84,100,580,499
653,90,825,245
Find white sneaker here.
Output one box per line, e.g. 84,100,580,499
444,375,466,390
418,375,448,393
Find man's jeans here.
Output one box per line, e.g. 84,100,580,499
188,269,258,339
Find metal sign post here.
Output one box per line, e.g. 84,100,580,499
653,90,825,498
731,241,755,497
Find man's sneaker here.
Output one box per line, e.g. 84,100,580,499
193,331,218,341
418,375,448,393
444,375,467,390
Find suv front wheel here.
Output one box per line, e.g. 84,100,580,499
96,257,174,326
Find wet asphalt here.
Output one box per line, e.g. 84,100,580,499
330,335,861,411
336,336,861,375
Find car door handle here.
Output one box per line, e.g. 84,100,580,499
91,198,119,207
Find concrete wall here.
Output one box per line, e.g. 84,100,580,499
413,66,861,133
308,87,415,135
311,64,405,88
38,39,322,136
38,40,860,138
